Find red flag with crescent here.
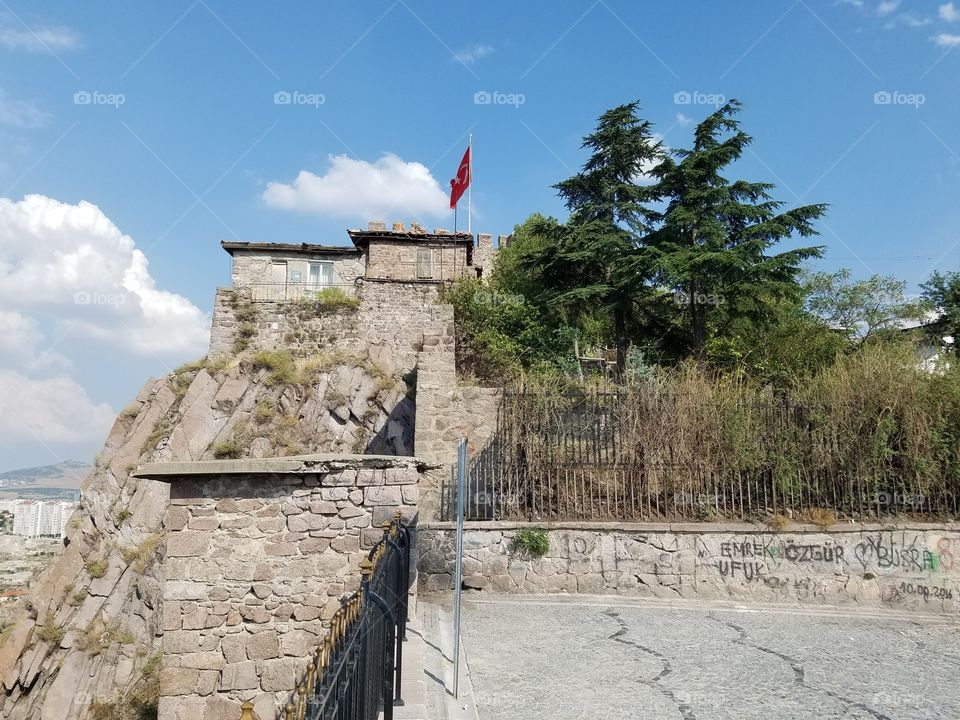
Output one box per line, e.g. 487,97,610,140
449,146,471,209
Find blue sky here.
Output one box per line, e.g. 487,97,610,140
1,0,959,471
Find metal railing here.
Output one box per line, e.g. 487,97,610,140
440,389,960,523
245,283,360,303
280,513,411,720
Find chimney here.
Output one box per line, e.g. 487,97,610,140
434,228,449,235
410,221,426,234
368,220,386,232
392,222,405,233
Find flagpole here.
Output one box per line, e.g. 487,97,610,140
467,133,472,235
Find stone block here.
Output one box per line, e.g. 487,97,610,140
159,668,200,696
167,531,212,557
260,658,300,692
265,543,298,557
220,661,258,690
165,582,206,601
221,634,246,664
364,486,402,506
179,652,224,671
246,631,280,660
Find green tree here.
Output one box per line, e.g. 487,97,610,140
646,100,827,359
805,269,928,341
521,102,666,375
921,271,960,357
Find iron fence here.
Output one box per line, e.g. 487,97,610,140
440,389,960,523
281,514,411,720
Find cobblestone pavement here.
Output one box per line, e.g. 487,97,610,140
457,595,960,720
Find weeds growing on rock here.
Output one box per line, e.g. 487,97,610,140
211,439,242,459
86,559,108,579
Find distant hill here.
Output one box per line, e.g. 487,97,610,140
0,460,90,499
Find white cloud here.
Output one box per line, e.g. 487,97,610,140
941,2,960,21
0,19,79,52
877,0,900,16
933,31,960,44
0,88,48,128
453,44,494,65
675,113,693,126
898,14,932,27
263,153,450,220
0,194,209,357
0,369,113,444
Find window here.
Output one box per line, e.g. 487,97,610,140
416,249,433,279
308,261,334,286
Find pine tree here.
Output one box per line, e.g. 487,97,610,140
646,100,827,358
523,102,665,375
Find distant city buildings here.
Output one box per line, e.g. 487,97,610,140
0,500,76,538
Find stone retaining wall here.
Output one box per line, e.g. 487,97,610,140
140,456,423,720
208,280,449,373
418,521,960,615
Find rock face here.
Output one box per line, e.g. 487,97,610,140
0,354,414,720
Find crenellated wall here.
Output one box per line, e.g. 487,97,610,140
139,455,423,720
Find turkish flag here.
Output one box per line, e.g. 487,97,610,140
449,146,471,209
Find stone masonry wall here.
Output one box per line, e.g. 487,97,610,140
230,251,364,287
412,332,500,521
155,457,421,720
208,281,449,374
365,239,468,283
419,521,960,615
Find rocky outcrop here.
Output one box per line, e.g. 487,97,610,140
0,352,414,720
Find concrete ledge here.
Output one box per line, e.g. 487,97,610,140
135,453,437,480
420,519,960,534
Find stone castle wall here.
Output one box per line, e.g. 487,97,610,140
364,239,468,283
418,521,960,615
148,456,422,720
208,281,450,375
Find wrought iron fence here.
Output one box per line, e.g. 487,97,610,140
440,389,960,522
281,514,411,720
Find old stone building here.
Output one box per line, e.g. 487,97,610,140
221,221,504,300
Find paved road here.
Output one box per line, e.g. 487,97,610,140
457,596,960,720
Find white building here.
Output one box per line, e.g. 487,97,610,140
6,500,76,538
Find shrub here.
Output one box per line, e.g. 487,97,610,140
807,508,837,529
86,559,108,579
253,399,276,424
35,622,65,646
768,514,790,531
211,440,242,459
69,589,88,606
120,534,163,573
252,349,298,386
512,528,550,558
299,287,360,313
